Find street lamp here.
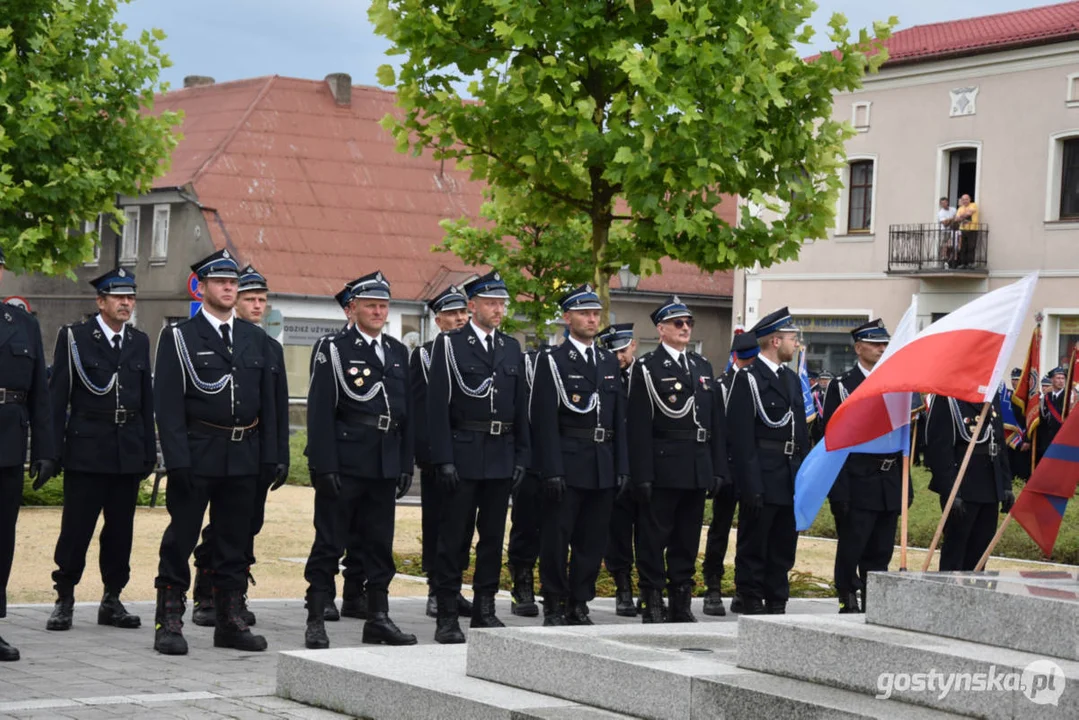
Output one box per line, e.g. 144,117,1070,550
617,264,640,291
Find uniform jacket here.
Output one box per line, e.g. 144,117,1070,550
821,366,908,512
307,326,413,479
1038,389,1066,456
426,324,529,480
627,347,726,490
49,317,155,475
715,368,740,497
0,303,54,468
304,329,343,471
409,338,436,467
269,338,290,472
154,312,278,477
925,394,1010,505
726,359,810,505
530,341,628,489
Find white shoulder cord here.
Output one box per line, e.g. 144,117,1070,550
947,397,991,445
545,353,600,415
640,361,704,431
330,340,390,418
68,327,118,396
443,334,493,398
837,379,850,402
419,345,433,384
719,376,730,411
744,372,794,428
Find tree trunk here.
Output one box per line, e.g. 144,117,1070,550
592,213,612,327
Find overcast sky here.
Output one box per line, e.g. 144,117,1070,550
116,0,1050,90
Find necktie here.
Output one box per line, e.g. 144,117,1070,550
372,338,385,365
111,335,122,355
220,323,232,353
585,346,595,368
485,335,494,355
678,353,689,375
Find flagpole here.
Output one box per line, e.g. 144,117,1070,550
1030,426,1037,476
975,513,1013,571
900,454,910,571
922,401,992,572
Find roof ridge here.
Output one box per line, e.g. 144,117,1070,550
190,75,279,186
897,0,1079,36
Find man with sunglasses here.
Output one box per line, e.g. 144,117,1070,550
726,307,809,616
627,297,726,623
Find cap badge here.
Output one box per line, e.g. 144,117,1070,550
222,250,230,258
118,269,126,277
672,295,681,304
494,272,501,281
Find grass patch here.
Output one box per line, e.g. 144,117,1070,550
22,473,163,507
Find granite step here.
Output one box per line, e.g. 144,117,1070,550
465,625,962,720
737,613,1079,720
275,644,636,720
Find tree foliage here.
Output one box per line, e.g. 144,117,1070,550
370,0,894,317
0,0,180,275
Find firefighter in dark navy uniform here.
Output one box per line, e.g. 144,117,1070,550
302,270,416,649
411,285,474,619
1038,366,1069,462
598,322,639,616
627,297,726,623
727,307,809,615
152,249,280,656
45,267,155,633
532,286,629,626
0,246,58,662
426,270,529,643
701,331,758,616
822,319,909,613
190,265,289,628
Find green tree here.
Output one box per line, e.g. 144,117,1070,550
0,0,180,274
370,0,894,319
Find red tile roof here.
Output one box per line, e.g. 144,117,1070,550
882,1,1079,66
151,75,733,301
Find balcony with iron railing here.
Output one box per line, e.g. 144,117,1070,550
887,223,989,276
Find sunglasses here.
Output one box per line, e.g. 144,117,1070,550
669,318,694,329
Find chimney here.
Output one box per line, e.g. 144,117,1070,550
183,75,215,89
325,73,352,107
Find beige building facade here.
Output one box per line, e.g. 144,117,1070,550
734,33,1079,375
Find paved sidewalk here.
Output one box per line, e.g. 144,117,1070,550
0,592,837,719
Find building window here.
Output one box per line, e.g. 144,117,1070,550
1067,73,1079,107
1060,139,1079,219
151,205,170,260
84,217,102,267
852,101,871,132
120,207,140,264
847,160,873,233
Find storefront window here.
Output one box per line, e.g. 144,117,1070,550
1058,316,1079,367
792,315,868,375
282,318,346,399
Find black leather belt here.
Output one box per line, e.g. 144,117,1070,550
0,388,27,405
454,419,514,436
560,426,614,443
759,439,800,456
341,413,401,433
74,408,141,425
848,454,900,472
191,418,260,442
971,442,999,457
654,428,711,443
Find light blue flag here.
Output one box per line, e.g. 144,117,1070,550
798,350,816,423
794,423,911,531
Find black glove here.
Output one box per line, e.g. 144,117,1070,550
616,474,630,491
544,475,565,503
511,465,526,487
1001,489,1015,513
949,496,966,520
511,467,527,496
742,493,764,520
396,472,413,500
168,467,193,493
29,459,58,491
705,476,724,500
316,472,342,499
271,464,289,491
437,463,459,493
632,481,652,504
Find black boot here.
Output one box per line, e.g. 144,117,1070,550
0,635,18,662
46,590,74,631
305,591,330,649
729,593,744,614
565,600,593,626
838,591,861,614
457,592,474,617
614,571,637,617
153,586,188,655
740,596,766,616
340,578,368,619
640,588,665,624
362,591,417,646
239,571,257,626
702,577,725,617
323,598,340,622
212,588,267,652
98,590,141,628
542,596,566,627
765,599,787,615
669,585,698,623
434,594,465,644
426,592,438,618
510,565,538,617
470,592,505,629
191,568,215,627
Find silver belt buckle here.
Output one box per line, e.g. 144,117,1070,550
0,389,6,404
593,427,607,443
230,426,245,442
783,440,795,456
114,408,128,425
989,440,999,457
696,428,709,443
490,420,503,435
880,458,895,472
377,415,392,431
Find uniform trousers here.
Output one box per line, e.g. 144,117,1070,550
303,466,366,601
539,486,614,602
734,503,797,602
507,471,542,571
833,508,898,594
52,471,141,593
155,473,256,592
939,500,999,571
603,489,636,576
0,466,23,617
193,474,270,574
701,489,737,585
433,477,511,597
304,475,396,595
635,488,706,592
